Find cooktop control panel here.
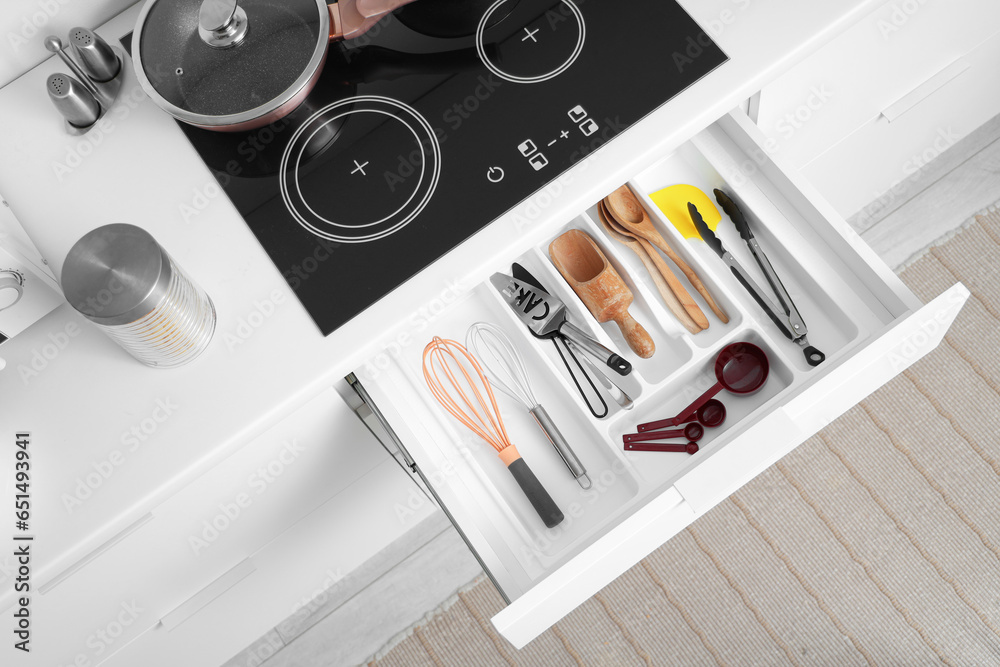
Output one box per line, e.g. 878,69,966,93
171,0,727,335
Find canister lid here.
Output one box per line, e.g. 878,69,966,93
61,224,173,326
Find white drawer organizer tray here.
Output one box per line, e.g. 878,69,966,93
351,110,969,648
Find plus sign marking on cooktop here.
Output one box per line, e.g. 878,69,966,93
279,96,441,244
476,0,585,84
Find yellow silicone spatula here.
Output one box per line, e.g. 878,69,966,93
650,184,721,239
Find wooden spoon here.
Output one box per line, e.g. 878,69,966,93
549,229,655,359
596,202,702,334
602,196,709,331
605,185,729,324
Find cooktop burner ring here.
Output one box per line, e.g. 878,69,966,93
475,0,585,84
294,110,427,230
279,96,441,244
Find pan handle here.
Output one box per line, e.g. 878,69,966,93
357,0,418,15
329,0,420,41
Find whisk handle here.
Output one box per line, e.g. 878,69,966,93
530,405,590,488
506,458,564,528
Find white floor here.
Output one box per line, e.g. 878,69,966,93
224,113,1000,667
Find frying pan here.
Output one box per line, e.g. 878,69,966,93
132,0,419,131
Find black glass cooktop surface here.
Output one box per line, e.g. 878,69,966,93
165,0,727,335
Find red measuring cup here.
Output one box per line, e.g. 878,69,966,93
638,342,769,433
623,423,704,444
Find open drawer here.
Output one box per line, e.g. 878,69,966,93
346,109,969,648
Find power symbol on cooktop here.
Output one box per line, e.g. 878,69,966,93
351,159,369,176
487,167,505,183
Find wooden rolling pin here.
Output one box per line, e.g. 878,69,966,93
549,229,655,359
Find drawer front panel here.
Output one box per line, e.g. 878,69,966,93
756,0,1000,171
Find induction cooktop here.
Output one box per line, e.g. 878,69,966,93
165,0,727,335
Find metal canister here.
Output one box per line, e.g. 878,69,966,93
61,224,215,367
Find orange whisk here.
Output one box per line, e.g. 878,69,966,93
423,336,564,528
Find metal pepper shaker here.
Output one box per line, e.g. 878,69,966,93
61,224,216,367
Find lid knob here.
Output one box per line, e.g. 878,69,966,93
198,0,249,49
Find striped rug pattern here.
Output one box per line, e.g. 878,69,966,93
372,211,1000,666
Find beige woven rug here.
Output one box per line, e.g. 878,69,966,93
372,211,1000,667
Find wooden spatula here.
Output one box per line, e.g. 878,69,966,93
605,185,729,324
549,229,655,359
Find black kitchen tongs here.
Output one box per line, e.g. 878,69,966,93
690,190,825,367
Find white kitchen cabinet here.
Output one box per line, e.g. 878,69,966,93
755,0,1000,217
801,29,1000,224
0,0,973,662
350,109,968,648
25,389,438,667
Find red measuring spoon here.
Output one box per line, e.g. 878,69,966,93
638,342,769,432
624,441,699,454
678,399,727,428
623,423,704,444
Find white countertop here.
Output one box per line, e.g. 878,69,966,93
0,0,883,588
